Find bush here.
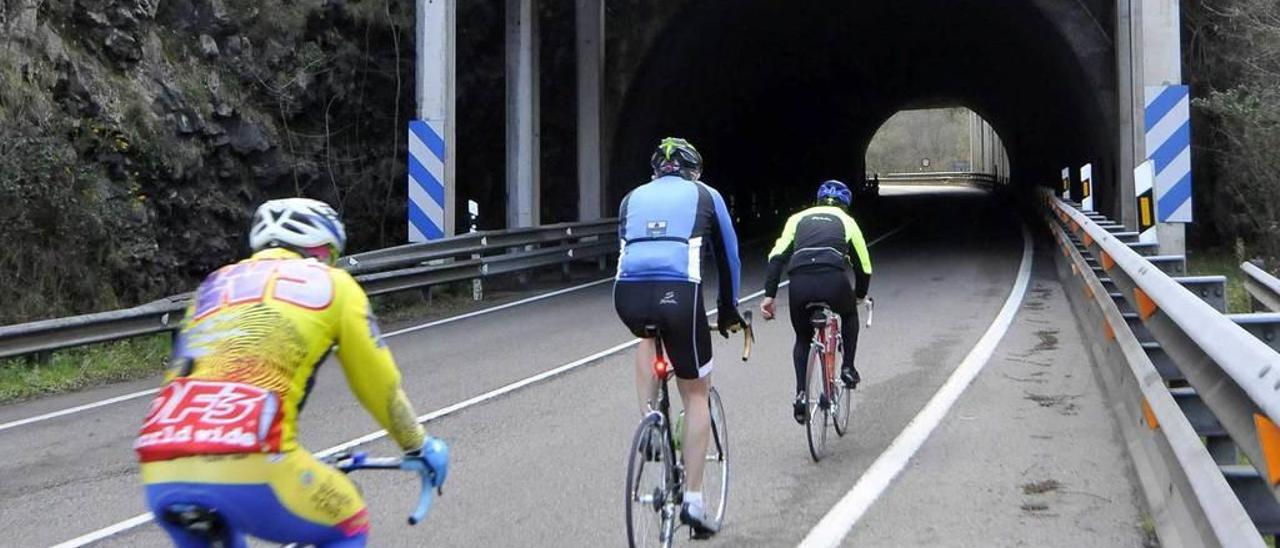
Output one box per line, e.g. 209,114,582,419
1184,0,1280,266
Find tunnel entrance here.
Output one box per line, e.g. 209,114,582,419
607,0,1116,218
865,107,1008,181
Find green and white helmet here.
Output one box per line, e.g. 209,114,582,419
650,137,703,180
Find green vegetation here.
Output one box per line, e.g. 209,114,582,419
1184,0,1280,266
1186,246,1252,313
865,108,971,173
372,282,482,325
1138,514,1159,548
0,335,170,403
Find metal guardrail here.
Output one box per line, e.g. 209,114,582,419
1043,189,1280,546
1243,262,1280,313
877,171,1001,187
0,220,619,360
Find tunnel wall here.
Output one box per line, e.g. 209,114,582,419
606,0,1122,220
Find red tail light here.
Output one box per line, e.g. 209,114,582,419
653,357,671,379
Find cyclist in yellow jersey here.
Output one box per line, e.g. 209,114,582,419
136,198,448,548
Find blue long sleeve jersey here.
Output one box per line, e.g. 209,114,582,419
616,175,741,308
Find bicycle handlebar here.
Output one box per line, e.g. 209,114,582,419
710,310,754,362
326,452,437,525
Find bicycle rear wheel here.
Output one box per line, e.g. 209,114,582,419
832,343,852,437
626,413,674,548
702,387,729,529
805,344,830,462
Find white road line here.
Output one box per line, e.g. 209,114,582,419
0,278,614,434
797,224,1032,548
0,389,165,434
382,277,613,337
8,218,910,435
50,287,769,548
50,222,912,547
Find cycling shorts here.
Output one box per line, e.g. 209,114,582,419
613,280,713,379
141,451,368,547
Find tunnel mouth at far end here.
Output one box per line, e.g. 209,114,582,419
609,0,1117,219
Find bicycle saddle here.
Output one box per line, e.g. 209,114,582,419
806,303,832,327
160,504,228,540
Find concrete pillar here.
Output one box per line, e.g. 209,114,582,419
575,0,604,221
506,0,540,228
1141,0,1185,255
412,0,456,239
1115,0,1141,230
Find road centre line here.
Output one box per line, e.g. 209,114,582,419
0,278,614,434
52,222,911,547
797,224,1033,548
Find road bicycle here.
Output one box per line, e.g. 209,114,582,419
624,311,754,548
159,450,441,548
803,297,873,462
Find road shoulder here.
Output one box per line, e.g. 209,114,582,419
846,249,1147,547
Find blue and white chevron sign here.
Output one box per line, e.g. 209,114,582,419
408,119,447,241
1144,85,1193,223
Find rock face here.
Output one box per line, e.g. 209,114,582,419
0,0,420,324
0,0,685,325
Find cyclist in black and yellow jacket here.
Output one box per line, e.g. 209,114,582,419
760,180,872,423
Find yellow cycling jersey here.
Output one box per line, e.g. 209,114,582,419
135,248,424,462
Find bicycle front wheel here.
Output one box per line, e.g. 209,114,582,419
805,344,830,462
626,413,674,548
703,387,729,529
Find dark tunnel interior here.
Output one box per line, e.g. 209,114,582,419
608,0,1118,223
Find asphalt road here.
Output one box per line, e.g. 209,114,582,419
0,186,1144,547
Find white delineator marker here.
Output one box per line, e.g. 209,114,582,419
1134,160,1158,244
1080,163,1094,212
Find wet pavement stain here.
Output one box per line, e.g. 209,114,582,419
1024,392,1080,415
1033,329,1060,351
1022,479,1062,495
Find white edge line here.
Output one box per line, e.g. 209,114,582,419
797,223,1033,548
52,222,913,547
382,277,614,338
0,388,162,434
1,278,616,434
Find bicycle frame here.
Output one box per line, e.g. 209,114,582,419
811,310,842,401
648,333,686,507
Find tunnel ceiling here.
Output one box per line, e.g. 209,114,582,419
609,0,1118,210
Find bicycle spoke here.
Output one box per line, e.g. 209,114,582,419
805,344,827,461
702,388,729,528
627,418,671,548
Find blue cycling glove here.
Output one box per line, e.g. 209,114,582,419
407,437,450,493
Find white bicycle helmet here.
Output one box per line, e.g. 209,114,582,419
249,198,347,263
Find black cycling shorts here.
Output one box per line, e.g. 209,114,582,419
613,280,713,379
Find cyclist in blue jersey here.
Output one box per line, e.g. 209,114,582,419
614,137,743,537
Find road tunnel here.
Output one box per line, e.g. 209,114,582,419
607,0,1117,221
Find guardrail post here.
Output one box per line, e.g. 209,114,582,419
469,200,483,301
